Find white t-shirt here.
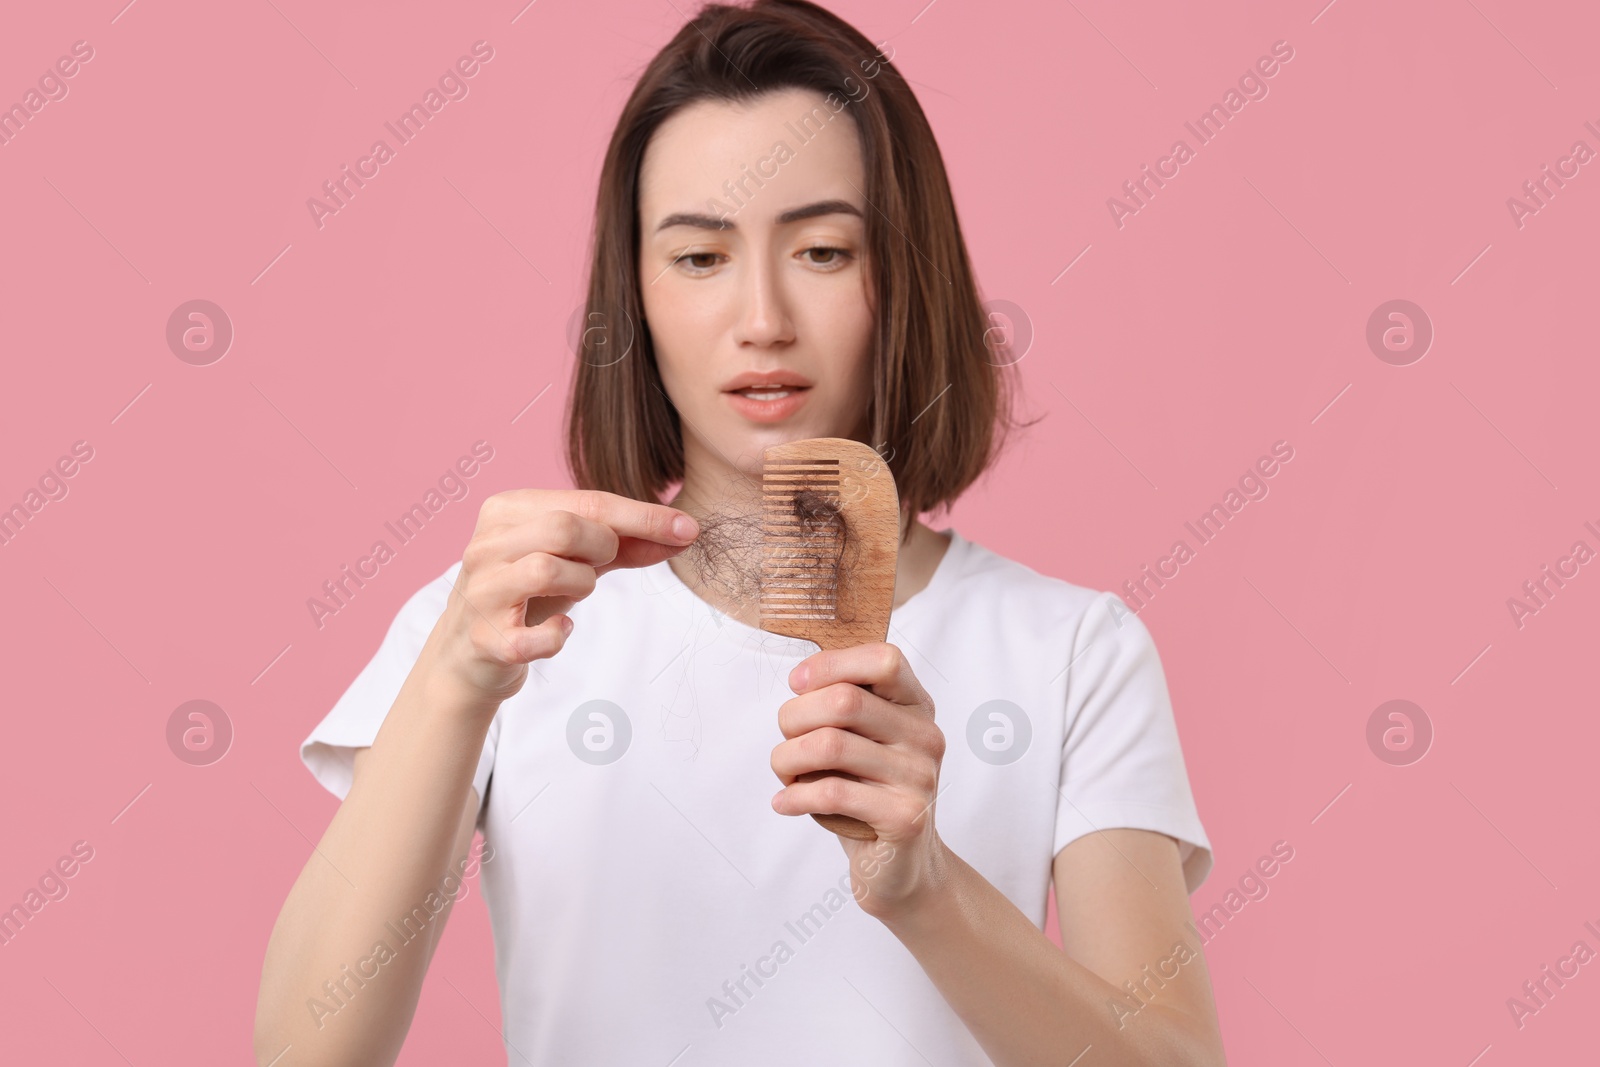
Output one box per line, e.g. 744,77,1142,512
301,527,1212,1065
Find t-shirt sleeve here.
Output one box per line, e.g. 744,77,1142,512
299,560,496,828
1052,591,1213,894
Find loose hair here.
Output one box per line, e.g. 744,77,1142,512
564,0,1028,522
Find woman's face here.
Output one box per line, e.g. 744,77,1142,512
637,88,876,486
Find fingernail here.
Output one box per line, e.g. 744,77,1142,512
560,616,574,635
792,664,809,690
673,514,699,540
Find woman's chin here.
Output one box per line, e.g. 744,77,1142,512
690,414,867,477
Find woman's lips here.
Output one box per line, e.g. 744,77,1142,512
723,385,811,423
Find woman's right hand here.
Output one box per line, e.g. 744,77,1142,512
430,489,700,703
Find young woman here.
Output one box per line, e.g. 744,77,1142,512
255,2,1225,1064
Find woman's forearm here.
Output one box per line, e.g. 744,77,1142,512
253,637,499,1067
878,849,1222,1067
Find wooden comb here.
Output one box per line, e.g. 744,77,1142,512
760,437,900,841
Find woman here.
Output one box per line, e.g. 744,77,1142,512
255,2,1225,1064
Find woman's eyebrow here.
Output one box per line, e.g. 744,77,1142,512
653,198,863,233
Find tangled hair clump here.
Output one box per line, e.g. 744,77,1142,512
677,487,860,620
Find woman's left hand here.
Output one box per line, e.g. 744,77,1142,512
770,641,949,921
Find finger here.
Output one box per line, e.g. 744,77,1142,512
478,489,698,554
482,552,599,605
517,535,690,626
790,643,929,709
771,726,915,786
510,613,575,662
557,490,699,549
468,509,620,569
777,682,908,745
474,511,688,594
772,774,896,828
459,598,574,665
773,777,937,838
524,593,577,629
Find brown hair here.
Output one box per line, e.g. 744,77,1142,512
563,0,1028,521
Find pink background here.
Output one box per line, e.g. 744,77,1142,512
2,0,1596,1062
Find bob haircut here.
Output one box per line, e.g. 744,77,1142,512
564,0,1026,522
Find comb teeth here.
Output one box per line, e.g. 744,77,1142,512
762,459,843,621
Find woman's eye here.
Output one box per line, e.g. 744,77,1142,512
670,247,852,273
673,251,722,272
801,246,851,269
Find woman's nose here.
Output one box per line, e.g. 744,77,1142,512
732,257,795,348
